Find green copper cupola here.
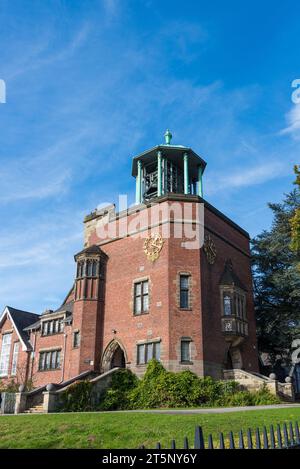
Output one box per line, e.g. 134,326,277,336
132,131,207,204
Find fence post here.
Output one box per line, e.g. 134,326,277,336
194,426,205,449
183,437,189,449
289,422,295,446
208,434,214,449
283,423,289,448
238,430,244,449
263,426,269,449
277,424,283,449
219,432,225,449
270,425,275,449
255,428,261,449
295,422,300,445
247,429,253,449
229,431,235,449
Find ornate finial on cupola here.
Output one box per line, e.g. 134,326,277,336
164,129,172,145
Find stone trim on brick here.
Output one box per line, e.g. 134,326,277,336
175,271,193,310
131,276,151,316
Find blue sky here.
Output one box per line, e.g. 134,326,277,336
0,0,299,313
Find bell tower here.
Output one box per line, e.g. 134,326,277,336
132,130,207,204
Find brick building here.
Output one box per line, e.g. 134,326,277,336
0,131,259,388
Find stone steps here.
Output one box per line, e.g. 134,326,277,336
24,404,44,414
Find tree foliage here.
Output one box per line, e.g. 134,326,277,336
290,165,300,257
252,184,300,365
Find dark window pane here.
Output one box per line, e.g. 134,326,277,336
135,296,142,314
87,261,92,277
146,343,153,363
180,290,189,308
181,341,190,362
224,295,232,315
180,275,189,289
154,342,160,361
143,295,149,312
137,344,145,364
92,261,97,277
180,275,190,308
56,351,61,368
51,351,57,369
135,283,141,296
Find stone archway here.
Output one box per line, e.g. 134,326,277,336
101,340,127,373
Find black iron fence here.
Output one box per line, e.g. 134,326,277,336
140,421,300,449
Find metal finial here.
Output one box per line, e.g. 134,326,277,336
164,129,172,145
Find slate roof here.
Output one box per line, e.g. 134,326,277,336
53,301,74,314
23,301,74,331
219,259,247,291
6,306,39,349
75,245,103,258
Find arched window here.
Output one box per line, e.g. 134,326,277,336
87,260,93,277
223,295,232,316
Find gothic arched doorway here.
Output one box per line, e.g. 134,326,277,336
101,340,127,373
225,346,243,370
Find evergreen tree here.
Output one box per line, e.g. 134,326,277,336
252,185,300,366
290,165,300,258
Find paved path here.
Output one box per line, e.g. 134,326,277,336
3,403,300,416
126,404,300,414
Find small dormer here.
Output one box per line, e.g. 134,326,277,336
132,130,207,204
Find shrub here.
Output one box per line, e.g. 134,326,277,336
60,361,282,411
60,380,94,412
223,390,254,407
251,385,281,405
99,369,138,411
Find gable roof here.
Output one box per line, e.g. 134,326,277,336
74,244,104,259
219,259,247,291
0,306,39,351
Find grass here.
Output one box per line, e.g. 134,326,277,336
0,407,300,448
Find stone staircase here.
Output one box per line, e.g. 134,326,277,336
24,404,44,414
224,369,295,401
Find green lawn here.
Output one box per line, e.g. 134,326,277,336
0,407,300,449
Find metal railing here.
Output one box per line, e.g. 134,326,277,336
140,421,300,449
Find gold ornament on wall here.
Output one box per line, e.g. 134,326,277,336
204,234,217,265
144,233,164,262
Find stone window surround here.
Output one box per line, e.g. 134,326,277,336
131,276,151,316
38,348,62,372
135,337,161,366
176,271,193,310
41,316,64,337
180,336,193,364
73,330,80,349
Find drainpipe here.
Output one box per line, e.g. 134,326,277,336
30,330,37,382
61,332,67,383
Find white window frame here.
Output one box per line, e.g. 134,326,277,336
11,342,19,376
0,333,12,377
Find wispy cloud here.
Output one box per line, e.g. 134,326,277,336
206,161,289,195
280,105,300,140
6,22,90,80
